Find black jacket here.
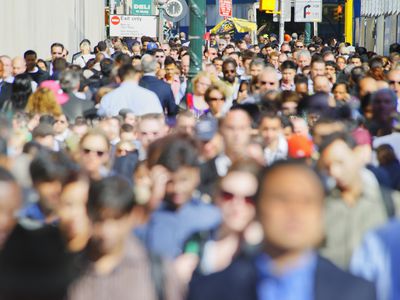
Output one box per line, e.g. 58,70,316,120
62,93,94,121
0,81,12,109
188,253,376,300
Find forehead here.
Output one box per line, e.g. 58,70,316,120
224,110,251,124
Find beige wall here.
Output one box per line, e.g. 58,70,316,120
0,0,105,61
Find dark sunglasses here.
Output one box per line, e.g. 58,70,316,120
389,80,400,85
82,148,106,157
220,190,254,205
208,96,225,101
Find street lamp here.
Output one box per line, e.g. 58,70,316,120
156,0,168,43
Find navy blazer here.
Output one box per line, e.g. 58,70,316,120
0,82,12,109
188,253,376,300
139,75,178,116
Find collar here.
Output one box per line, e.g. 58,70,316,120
144,72,156,77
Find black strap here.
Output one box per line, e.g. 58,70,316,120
379,186,396,218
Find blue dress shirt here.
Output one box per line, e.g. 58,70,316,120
350,219,400,300
135,198,221,258
255,251,317,300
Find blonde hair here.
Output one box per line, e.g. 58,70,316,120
25,87,62,116
192,71,218,94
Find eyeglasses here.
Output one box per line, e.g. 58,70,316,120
295,45,304,49
389,80,400,85
82,148,106,157
260,81,276,86
208,96,225,101
220,190,254,205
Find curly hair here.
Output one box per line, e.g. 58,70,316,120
25,87,62,116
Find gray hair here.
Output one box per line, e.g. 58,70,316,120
250,57,265,68
297,50,311,59
141,54,158,73
60,70,80,93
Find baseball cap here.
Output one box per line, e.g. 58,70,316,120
147,42,158,50
287,135,313,159
195,117,218,142
39,80,68,105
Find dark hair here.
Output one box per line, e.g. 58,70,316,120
155,134,199,171
29,150,74,185
164,56,176,66
118,64,139,81
280,60,297,71
24,50,37,59
254,160,324,204
100,58,114,77
11,74,33,110
259,112,283,127
318,131,357,154
53,58,68,73
115,53,132,66
222,57,237,69
332,82,348,93
51,43,65,52
389,43,400,54
325,60,338,72
294,73,308,85
121,123,133,133
376,144,398,165
87,175,135,220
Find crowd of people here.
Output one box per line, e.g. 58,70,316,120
0,30,400,300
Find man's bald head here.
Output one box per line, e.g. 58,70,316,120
12,56,27,76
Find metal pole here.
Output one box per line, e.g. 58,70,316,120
304,22,311,45
313,21,318,37
159,6,164,44
279,0,285,45
187,0,206,92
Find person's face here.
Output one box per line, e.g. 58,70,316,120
281,44,291,53
250,64,263,79
90,212,133,255
195,76,211,95
313,77,331,93
257,166,324,253
254,45,260,53
53,115,69,135
213,59,223,73
325,65,336,78
12,60,26,76
0,57,12,78
217,171,257,233
155,51,166,65
318,140,360,191
79,134,110,175
333,84,348,101
358,78,378,98
0,182,21,248
25,54,37,71
311,122,344,147
281,68,296,84
372,94,397,122
181,56,190,76
266,47,274,56
220,110,252,155
351,58,362,67
37,61,47,72
224,34,231,42
388,70,400,98
296,82,308,95
270,56,279,69
259,117,282,146
218,42,227,51
297,55,311,69
165,167,200,208
258,71,279,94
207,48,218,61
58,180,90,242
237,82,249,103
224,47,235,57
336,58,346,70
36,180,63,212
51,46,64,61
311,62,326,79
281,101,298,116
123,113,136,127
138,119,166,150
162,44,170,56
206,89,225,116
291,117,309,137
165,63,177,77
223,63,236,83
176,116,196,136
294,42,304,50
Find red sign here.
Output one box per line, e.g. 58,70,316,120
111,15,120,25
219,0,232,17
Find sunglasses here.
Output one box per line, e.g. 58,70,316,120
82,148,106,157
389,80,400,85
220,190,254,205
260,81,276,86
208,96,225,101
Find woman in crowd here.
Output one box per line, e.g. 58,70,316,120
204,84,227,118
175,159,262,283
77,129,112,180
25,87,62,116
181,72,215,118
